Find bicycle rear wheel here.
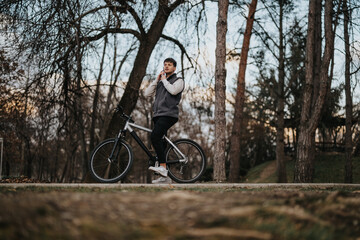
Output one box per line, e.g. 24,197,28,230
166,139,206,183
89,138,133,183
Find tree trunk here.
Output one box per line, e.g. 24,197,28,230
343,0,353,183
311,0,322,109
23,139,32,178
276,1,287,183
90,33,108,151
228,0,257,182
294,0,317,183
295,128,315,182
105,1,184,138
74,22,88,180
294,0,335,183
214,0,229,182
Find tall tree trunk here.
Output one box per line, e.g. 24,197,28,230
105,1,184,138
343,0,353,183
312,0,322,109
22,138,32,178
294,0,335,183
90,30,108,151
214,0,228,182
228,0,257,182
276,1,287,183
306,0,322,174
21,77,32,178
294,0,317,183
74,21,88,180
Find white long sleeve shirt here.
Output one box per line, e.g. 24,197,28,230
144,77,184,97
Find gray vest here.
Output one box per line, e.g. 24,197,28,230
153,73,183,119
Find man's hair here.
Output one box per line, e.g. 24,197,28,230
164,58,177,67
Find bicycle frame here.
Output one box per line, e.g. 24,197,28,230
119,120,187,163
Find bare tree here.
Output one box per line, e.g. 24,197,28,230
274,0,288,183
294,0,335,182
214,0,229,182
343,0,353,183
228,0,257,182
105,0,190,137
2,0,203,181
250,0,298,182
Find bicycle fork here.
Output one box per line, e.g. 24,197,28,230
108,135,123,163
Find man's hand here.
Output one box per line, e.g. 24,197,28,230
157,70,166,81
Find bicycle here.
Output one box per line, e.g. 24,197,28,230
89,106,206,183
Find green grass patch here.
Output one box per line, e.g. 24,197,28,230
245,153,360,183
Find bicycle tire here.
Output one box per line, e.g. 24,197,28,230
166,139,206,183
89,138,133,183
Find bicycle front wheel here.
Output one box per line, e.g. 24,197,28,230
89,138,133,183
166,139,206,183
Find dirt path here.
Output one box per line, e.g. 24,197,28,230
1,184,360,239
256,161,277,183
255,157,293,183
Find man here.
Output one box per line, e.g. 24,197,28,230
144,58,184,184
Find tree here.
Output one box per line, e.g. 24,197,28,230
285,18,306,152
243,81,277,170
0,49,29,177
257,0,292,183
214,0,229,182
251,0,298,182
273,0,288,183
294,0,335,182
1,0,199,181
343,0,353,183
228,0,257,182
105,0,190,137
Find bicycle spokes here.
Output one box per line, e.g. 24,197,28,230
166,139,206,183
89,139,133,183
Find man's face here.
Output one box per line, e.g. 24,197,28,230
164,61,176,74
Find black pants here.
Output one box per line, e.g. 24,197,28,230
151,116,178,164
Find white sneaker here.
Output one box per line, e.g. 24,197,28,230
152,176,172,184
148,166,168,177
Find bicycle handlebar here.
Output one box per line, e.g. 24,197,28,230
115,105,133,122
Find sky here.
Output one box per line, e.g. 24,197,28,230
1,0,359,108
186,0,360,108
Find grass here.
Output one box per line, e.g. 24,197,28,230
1,161,360,240
245,152,360,183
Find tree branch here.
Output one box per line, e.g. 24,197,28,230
72,5,113,23
160,34,193,67
83,27,141,42
350,65,360,75
254,21,280,60
55,27,139,65
261,0,280,31
110,0,146,37
169,0,186,11
254,18,280,49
